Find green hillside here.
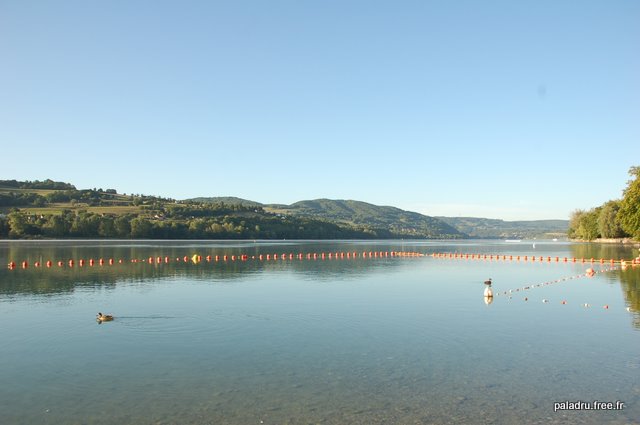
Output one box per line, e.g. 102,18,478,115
436,216,569,239
1,179,570,240
187,197,263,207
265,199,465,239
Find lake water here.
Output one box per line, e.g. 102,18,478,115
1,240,639,425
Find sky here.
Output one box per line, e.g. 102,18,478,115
1,0,638,221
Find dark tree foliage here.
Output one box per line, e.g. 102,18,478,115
619,166,640,239
0,179,75,190
568,165,639,240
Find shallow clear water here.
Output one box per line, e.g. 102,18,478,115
1,240,639,424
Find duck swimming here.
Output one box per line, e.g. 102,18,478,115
484,278,492,285
96,312,114,322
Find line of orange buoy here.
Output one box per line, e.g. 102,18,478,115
431,252,640,266
6,251,425,270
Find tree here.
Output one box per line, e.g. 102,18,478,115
0,215,10,237
569,209,600,241
43,214,69,237
130,217,152,238
70,211,100,237
114,216,132,238
598,200,626,238
98,217,117,238
568,210,585,239
188,218,207,238
619,166,640,239
8,212,29,238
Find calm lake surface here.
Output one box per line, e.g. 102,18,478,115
1,240,639,425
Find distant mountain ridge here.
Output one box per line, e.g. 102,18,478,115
436,216,568,239
189,197,567,239
267,199,465,239
188,197,263,207
1,180,568,239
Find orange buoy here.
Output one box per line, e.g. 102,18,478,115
46,260,52,268
21,261,28,269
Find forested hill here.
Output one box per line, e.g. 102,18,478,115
1,181,463,239
187,197,263,207
1,179,567,239
436,217,569,239
265,199,465,239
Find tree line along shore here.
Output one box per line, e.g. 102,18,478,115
1,166,638,241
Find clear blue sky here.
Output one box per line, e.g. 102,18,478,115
1,1,638,220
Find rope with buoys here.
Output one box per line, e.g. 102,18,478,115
494,266,609,297
483,266,634,312
430,252,640,266
6,251,425,271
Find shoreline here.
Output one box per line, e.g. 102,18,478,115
571,237,640,246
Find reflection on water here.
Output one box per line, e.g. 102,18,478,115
1,240,639,424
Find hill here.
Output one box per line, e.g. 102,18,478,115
0,179,568,239
265,199,465,239
187,197,263,207
436,217,569,239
